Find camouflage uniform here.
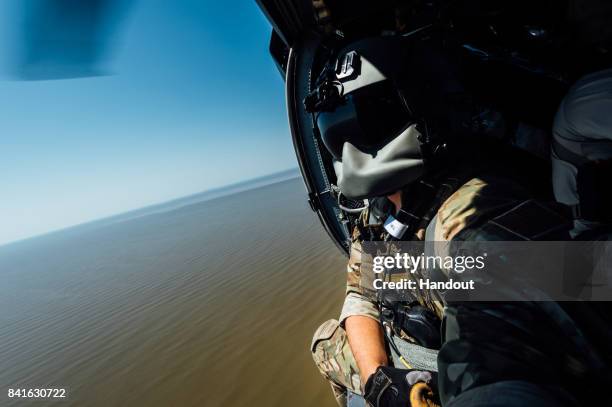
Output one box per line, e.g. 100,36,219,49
311,174,533,406
313,170,612,406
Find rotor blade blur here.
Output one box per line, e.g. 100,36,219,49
11,0,134,80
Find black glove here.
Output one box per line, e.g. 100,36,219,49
363,366,439,407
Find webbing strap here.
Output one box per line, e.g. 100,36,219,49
391,336,439,372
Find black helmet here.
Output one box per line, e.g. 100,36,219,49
305,36,465,199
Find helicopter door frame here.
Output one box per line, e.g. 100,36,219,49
285,34,350,255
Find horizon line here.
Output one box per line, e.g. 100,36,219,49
0,167,301,249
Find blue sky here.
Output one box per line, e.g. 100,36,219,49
0,1,295,246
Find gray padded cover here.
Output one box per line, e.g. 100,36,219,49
552,69,612,206
552,69,612,234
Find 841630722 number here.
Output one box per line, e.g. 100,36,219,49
7,388,67,399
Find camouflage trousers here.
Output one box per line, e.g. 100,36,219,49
311,319,362,407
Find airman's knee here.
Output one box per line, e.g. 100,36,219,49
310,318,362,396
311,319,341,359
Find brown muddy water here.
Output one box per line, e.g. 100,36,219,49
0,177,347,406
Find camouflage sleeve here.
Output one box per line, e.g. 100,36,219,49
339,231,380,326
339,292,380,326
345,231,378,298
